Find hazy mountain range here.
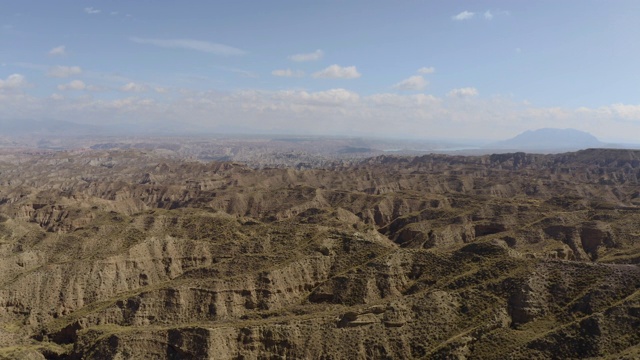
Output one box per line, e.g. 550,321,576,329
0,119,101,136
1,118,638,152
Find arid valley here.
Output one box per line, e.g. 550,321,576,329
0,140,638,359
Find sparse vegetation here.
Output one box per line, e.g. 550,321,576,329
0,148,638,358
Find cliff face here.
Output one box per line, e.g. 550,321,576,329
0,149,639,359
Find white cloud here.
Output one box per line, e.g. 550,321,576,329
84,7,101,14
447,87,479,97
57,80,86,91
417,67,435,75
393,75,428,91
50,93,64,100
47,65,82,78
110,12,118,16
452,11,474,20
130,37,246,56
271,69,305,78
154,87,169,94
289,49,324,62
484,10,493,20
120,82,147,93
231,69,258,78
48,46,66,56
0,74,28,90
312,65,361,79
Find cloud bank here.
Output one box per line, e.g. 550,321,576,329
2,83,639,142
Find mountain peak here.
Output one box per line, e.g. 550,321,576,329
488,128,601,151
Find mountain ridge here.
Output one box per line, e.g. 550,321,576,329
487,128,603,151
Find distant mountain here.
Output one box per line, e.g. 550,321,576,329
0,118,101,136
487,128,602,151
0,118,222,138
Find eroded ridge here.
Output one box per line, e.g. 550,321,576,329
0,148,639,359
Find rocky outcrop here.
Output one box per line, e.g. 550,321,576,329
508,270,549,326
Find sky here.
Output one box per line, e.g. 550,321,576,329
1,0,640,142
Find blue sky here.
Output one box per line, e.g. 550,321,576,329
1,0,640,141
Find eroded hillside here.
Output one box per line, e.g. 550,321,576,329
0,148,639,359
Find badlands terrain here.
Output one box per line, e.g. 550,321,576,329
0,147,639,359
